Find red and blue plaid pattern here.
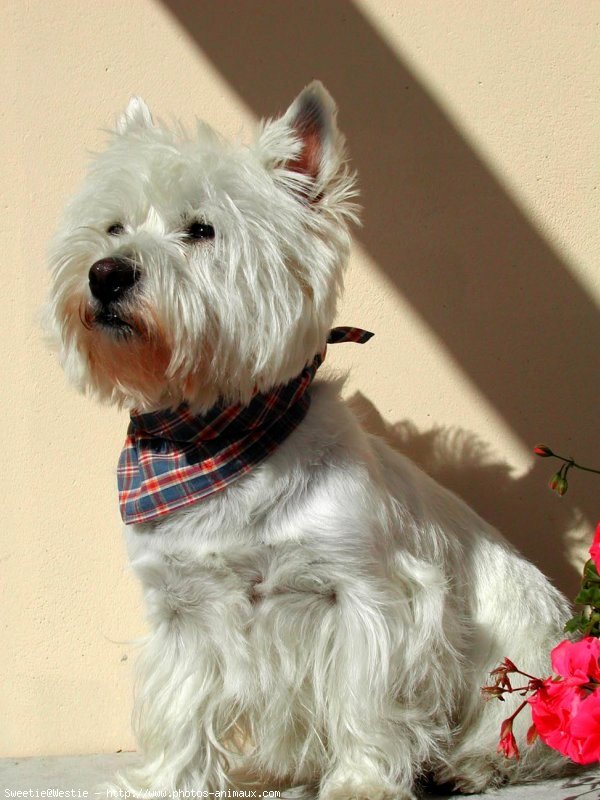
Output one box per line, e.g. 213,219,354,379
118,326,373,524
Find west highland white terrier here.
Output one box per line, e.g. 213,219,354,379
46,83,572,798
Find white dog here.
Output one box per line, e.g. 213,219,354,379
47,83,571,798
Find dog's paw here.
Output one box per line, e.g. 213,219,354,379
436,758,506,795
319,778,415,800
451,774,503,795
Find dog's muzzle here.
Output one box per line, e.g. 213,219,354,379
89,257,139,305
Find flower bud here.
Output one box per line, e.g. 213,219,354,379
556,476,568,496
534,445,554,458
549,472,562,492
481,685,505,700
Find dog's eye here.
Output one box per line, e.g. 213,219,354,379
185,221,215,241
107,223,125,236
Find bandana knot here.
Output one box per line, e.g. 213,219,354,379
118,326,373,524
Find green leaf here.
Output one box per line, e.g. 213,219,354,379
574,587,600,606
565,612,590,634
584,560,600,583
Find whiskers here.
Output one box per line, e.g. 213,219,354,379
79,298,95,331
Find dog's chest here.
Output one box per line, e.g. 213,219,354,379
132,533,342,624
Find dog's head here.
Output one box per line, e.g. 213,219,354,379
46,83,357,411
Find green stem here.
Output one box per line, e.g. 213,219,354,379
549,452,600,475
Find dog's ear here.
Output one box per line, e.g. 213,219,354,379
116,96,154,135
257,81,345,200
281,81,338,185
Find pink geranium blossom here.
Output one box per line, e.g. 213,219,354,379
569,689,600,764
486,518,600,766
551,636,600,684
497,718,520,760
527,637,600,764
528,679,584,761
589,523,600,572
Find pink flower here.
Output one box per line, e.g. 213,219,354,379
589,523,600,572
526,723,539,745
551,637,600,684
570,690,600,764
527,638,600,765
528,679,584,761
497,718,520,760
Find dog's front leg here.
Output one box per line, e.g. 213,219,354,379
315,578,441,800
117,551,252,795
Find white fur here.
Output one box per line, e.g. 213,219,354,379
47,83,571,798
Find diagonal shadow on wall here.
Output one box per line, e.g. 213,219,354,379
159,0,598,590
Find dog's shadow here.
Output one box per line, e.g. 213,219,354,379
347,391,587,599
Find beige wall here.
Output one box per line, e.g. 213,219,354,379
2,0,598,757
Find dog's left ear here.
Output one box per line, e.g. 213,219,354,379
116,96,154,135
257,81,345,200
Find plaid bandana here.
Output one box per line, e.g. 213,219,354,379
118,326,373,524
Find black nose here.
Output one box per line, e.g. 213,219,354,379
88,258,139,304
